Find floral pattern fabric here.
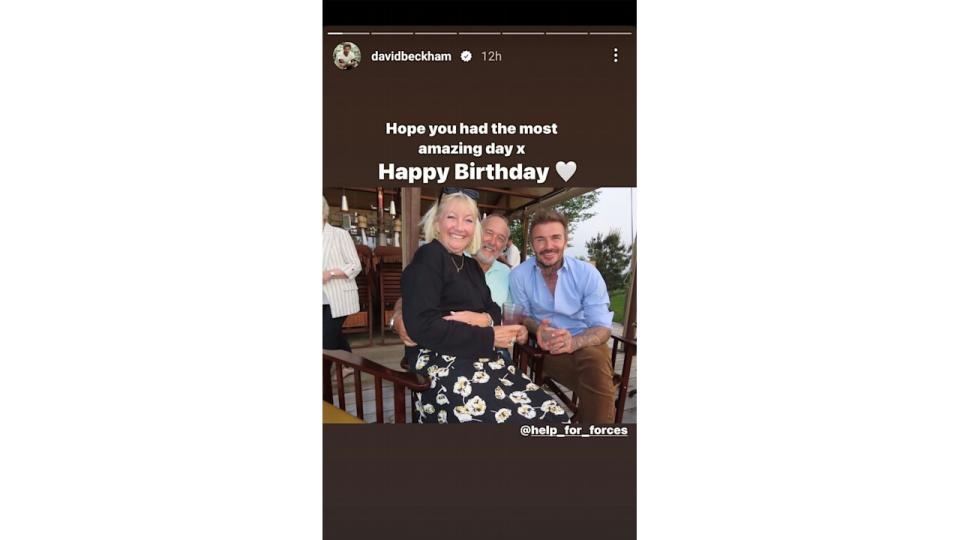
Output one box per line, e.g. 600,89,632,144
413,348,570,424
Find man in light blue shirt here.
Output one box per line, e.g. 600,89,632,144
471,214,512,309
510,209,617,423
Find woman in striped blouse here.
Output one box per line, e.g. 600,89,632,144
323,197,361,351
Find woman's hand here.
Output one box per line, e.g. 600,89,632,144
323,268,343,284
442,310,492,327
493,325,526,348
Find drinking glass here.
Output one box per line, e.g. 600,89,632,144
502,303,524,326
539,322,562,348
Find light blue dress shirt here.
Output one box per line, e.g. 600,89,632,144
484,260,512,309
464,255,512,309
509,255,613,336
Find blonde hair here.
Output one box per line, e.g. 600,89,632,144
420,192,482,254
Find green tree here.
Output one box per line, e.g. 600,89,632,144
509,191,600,253
586,229,632,291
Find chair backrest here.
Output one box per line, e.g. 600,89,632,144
375,246,404,328
355,244,372,274
373,245,402,265
609,335,636,423
323,349,430,423
514,333,636,423
354,245,373,307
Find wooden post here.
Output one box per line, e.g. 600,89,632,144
376,187,385,247
622,236,637,340
401,188,421,268
520,209,529,263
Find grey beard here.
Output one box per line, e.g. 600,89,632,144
473,251,495,265
474,245,502,265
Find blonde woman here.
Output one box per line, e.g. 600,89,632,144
323,197,361,351
400,188,570,424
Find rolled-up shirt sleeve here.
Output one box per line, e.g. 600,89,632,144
581,267,614,329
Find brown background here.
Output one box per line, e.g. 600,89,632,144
324,27,635,188
323,27,637,539
324,425,636,539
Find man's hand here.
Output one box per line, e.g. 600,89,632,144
442,311,492,327
543,326,575,355
391,299,417,346
515,324,529,345
537,321,611,355
536,319,571,353
535,319,552,346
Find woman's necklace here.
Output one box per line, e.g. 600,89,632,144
449,253,465,272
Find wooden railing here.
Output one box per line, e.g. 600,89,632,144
323,349,430,423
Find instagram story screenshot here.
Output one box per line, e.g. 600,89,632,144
322,1,636,537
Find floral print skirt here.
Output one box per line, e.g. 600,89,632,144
412,348,570,424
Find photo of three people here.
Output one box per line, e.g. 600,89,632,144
322,186,637,425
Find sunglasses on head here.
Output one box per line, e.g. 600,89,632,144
441,187,480,202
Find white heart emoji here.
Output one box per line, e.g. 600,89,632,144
555,161,577,182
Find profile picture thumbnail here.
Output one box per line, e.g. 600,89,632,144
333,42,361,70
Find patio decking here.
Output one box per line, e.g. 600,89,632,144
331,327,637,423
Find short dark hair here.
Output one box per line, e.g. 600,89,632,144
528,208,568,241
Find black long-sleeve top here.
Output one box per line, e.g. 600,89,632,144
401,240,502,362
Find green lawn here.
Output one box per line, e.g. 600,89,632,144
609,289,626,324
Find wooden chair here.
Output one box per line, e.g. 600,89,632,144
340,244,374,347
513,334,636,423
374,246,403,344
323,349,430,423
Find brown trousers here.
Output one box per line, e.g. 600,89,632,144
542,343,617,424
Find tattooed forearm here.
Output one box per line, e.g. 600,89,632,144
572,326,611,351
